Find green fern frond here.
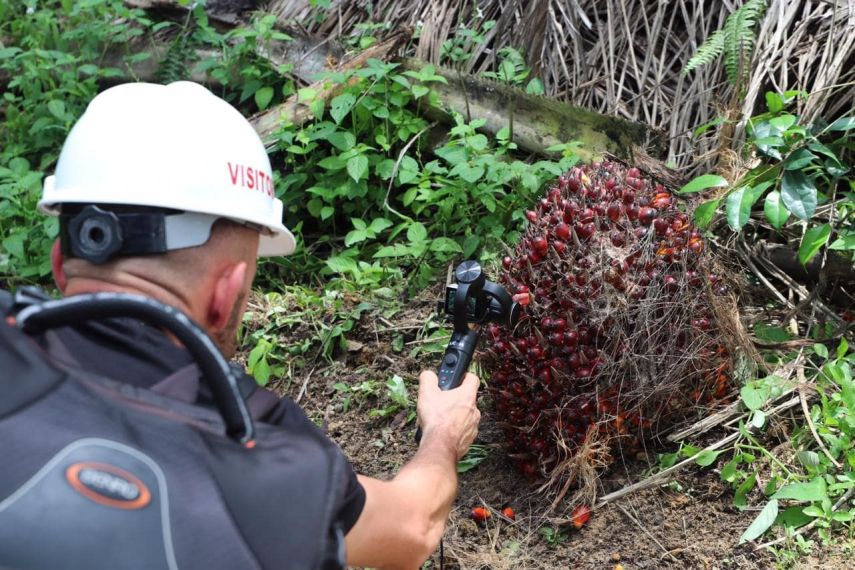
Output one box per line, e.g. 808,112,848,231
723,0,767,84
684,30,725,75
683,0,767,86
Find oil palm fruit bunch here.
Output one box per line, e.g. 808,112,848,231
484,161,732,480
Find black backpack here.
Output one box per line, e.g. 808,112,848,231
0,289,349,570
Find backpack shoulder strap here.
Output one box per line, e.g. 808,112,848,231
150,362,281,422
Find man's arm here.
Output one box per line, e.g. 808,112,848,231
344,370,480,569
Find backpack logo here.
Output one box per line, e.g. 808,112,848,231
66,462,151,509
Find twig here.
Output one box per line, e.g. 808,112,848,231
296,365,316,403
598,395,802,507
797,366,841,469
614,503,680,563
382,123,435,222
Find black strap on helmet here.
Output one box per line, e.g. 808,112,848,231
61,205,168,264
59,205,223,265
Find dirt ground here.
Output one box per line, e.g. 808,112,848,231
252,283,847,570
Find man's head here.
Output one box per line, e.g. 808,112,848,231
43,82,295,356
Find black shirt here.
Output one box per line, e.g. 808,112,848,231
50,317,366,533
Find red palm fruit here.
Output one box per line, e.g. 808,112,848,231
471,507,491,523
638,207,657,225
502,506,516,521
571,505,591,529
555,222,571,241
606,202,622,222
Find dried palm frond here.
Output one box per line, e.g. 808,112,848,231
266,0,854,172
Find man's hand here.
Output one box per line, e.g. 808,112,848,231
345,370,482,569
416,370,481,460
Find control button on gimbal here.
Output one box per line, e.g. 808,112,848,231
443,353,458,367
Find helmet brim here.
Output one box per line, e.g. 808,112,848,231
258,226,297,257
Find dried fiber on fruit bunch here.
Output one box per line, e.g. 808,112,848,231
483,160,743,507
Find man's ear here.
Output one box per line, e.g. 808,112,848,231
207,261,248,330
51,239,68,292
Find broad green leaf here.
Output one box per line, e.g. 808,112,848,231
796,450,820,469
693,198,720,228
326,256,358,274
828,116,855,131
430,237,463,254
694,450,721,467
326,131,356,151
753,323,792,342
838,338,850,360
750,409,767,429
678,174,728,194
47,100,66,120
763,191,789,229
741,383,771,411
254,86,274,110
772,477,828,502
721,458,740,482
451,163,485,183
825,159,850,178
411,85,430,99
297,87,317,102
798,224,831,265
346,155,369,182
784,148,817,170
375,158,396,180
374,244,413,258
780,171,817,219
406,222,428,242
778,506,812,529
329,92,356,124
735,472,758,508
808,141,841,163
813,343,829,359
368,218,393,233
317,155,346,170
525,78,545,95
829,234,855,251
769,114,797,132
725,186,759,231
397,156,420,184
344,229,367,246
740,500,778,543
765,92,783,113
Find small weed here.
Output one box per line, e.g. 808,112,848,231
539,526,569,547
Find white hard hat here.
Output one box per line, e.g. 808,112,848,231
40,81,296,258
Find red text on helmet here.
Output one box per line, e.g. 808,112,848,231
228,162,273,197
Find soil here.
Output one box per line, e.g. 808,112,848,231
250,283,844,570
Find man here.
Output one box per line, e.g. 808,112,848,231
18,81,481,568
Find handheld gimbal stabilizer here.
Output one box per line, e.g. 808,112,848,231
416,261,519,442
435,260,520,390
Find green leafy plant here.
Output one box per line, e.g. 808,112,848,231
681,92,853,266
0,0,153,282
369,374,416,422
457,444,490,473
683,0,768,86
539,526,569,547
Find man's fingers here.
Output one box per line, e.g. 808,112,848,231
459,372,480,395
